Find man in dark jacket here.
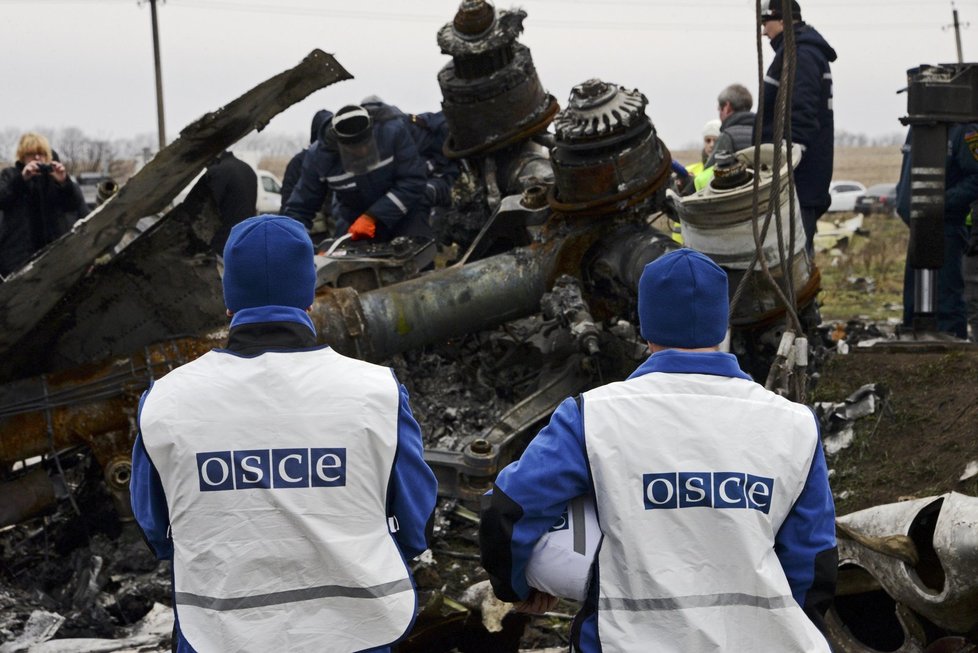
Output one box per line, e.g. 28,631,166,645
760,0,837,253
896,123,978,338
706,83,756,167
198,150,258,253
0,132,88,279
280,109,334,214
285,103,430,242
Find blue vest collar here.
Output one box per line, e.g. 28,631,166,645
628,349,753,381
229,306,316,335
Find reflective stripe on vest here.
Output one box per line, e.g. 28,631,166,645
140,348,415,653
582,371,831,653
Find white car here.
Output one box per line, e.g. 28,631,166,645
256,169,283,214
828,180,866,213
173,167,283,214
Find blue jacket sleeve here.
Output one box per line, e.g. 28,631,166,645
788,46,824,149
130,389,174,560
365,124,427,230
479,397,593,602
389,378,438,560
947,124,978,221
774,426,837,625
284,144,334,230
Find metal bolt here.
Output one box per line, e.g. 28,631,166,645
469,438,492,455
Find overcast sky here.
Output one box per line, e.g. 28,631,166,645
1,0,973,154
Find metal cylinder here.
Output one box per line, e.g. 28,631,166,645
549,79,671,215
437,1,558,157
678,143,817,325
310,239,564,361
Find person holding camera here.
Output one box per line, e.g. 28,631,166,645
0,132,88,279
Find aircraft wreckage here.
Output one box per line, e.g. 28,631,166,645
1,2,977,650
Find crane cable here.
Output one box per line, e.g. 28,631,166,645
728,0,808,400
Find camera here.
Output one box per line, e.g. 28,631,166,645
36,163,53,174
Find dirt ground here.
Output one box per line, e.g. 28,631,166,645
813,347,978,516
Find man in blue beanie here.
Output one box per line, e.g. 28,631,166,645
480,248,837,652
130,215,438,653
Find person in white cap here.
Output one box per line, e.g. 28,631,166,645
686,119,722,179
480,248,837,652
131,215,438,653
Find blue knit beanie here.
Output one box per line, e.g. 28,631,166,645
222,215,316,312
638,249,729,348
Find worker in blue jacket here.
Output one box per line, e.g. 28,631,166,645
760,0,837,253
131,215,438,653
361,96,459,210
480,249,837,652
285,103,430,242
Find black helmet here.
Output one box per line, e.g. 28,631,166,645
761,0,802,22
331,105,372,144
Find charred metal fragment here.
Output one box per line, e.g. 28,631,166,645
0,338,218,526
0,50,351,362
826,493,978,652
437,0,559,158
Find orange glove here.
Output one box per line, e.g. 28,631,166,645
348,214,377,240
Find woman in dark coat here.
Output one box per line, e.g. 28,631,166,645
0,132,88,278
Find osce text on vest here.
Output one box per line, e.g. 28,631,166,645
196,448,347,491
643,471,775,513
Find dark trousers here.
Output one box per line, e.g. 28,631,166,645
801,206,823,256
902,222,969,338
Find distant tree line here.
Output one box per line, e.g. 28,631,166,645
0,126,307,178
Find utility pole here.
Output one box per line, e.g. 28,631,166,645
148,0,166,150
953,7,963,63
945,3,970,64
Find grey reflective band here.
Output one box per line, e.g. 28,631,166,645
572,499,587,555
175,578,414,611
599,592,795,612
764,75,780,87
327,171,355,183
386,191,408,214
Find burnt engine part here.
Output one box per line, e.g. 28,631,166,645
548,79,672,216
678,143,821,381
437,0,559,158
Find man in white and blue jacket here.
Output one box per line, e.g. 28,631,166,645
480,249,837,652
131,214,438,653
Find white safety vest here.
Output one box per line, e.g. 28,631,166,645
140,347,416,653
582,371,831,653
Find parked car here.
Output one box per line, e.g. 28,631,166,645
173,167,282,214
854,183,898,216
75,172,115,210
828,180,866,212
256,169,283,214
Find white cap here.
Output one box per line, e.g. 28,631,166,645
702,119,722,139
